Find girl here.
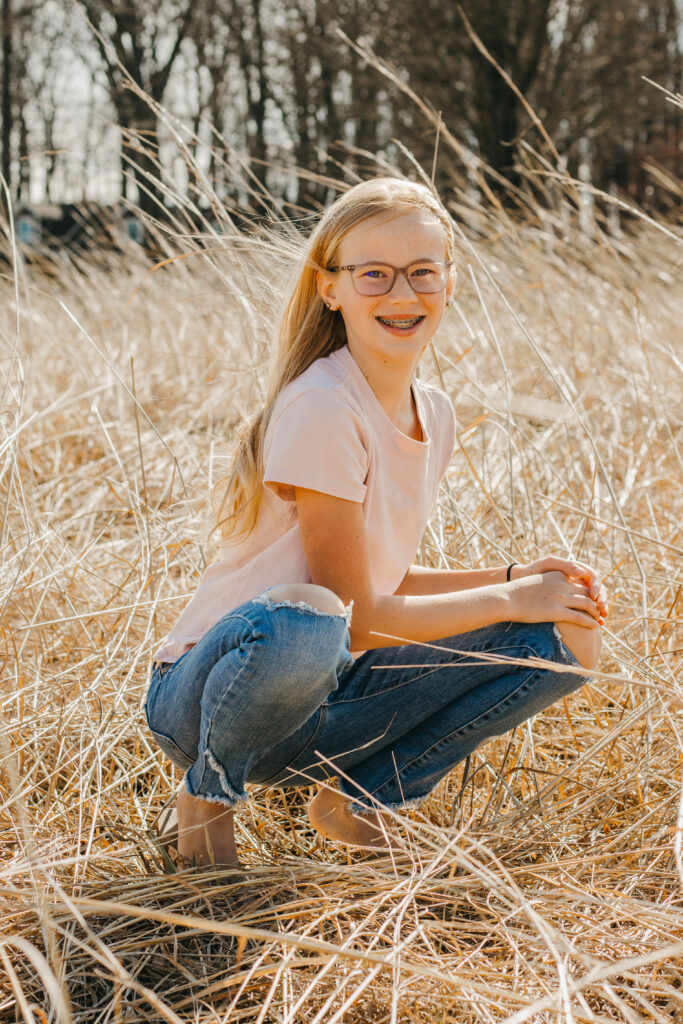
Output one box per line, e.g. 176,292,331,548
146,177,607,868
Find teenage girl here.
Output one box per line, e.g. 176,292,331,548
146,177,608,868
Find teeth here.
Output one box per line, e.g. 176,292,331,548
378,316,423,328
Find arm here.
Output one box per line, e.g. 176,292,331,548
396,560,608,620
295,487,603,652
395,564,511,594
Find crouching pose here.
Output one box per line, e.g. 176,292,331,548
146,177,608,867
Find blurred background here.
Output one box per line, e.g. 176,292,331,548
1,0,681,228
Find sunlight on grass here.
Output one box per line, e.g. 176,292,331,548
1,119,682,1021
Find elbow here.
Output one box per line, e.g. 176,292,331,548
346,595,384,652
302,581,384,652
348,620,373,652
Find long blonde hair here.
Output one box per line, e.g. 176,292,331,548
212,177,454,543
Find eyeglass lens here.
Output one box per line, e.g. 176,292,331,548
352,263,448,295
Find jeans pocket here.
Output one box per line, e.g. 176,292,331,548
145,691,195,769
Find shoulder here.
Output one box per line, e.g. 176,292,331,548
414,378,456,436
269,350,365,431
263,350,369,503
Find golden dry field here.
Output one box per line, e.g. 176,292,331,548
1,163,683,1021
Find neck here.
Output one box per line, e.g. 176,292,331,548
346,340,422,424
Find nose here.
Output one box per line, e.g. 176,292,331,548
387,270,417,302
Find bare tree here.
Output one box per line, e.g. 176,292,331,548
1,0,10,198
74,0,195,218
378,0,681,205
5,0,680,213
1,0,33,202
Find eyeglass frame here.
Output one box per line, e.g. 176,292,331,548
324,259,454,296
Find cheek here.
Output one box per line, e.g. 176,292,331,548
340,294,374,318
424,294,446,317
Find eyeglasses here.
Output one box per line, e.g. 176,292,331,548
326,260,452,296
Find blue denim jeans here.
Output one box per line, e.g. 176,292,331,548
145,591,588,815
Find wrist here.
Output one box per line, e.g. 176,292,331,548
505,562,525,583
496,580,520,621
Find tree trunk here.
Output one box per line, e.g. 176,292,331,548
249,0,268,187
472,61,521,188
17,101,28,199
1,0,11,200
121,104,163,221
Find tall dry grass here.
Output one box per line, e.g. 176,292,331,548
1,110,683,1022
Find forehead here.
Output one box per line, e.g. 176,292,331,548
338,210,448,263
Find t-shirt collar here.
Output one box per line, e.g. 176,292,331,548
333,344,430,454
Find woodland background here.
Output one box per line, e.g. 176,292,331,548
1,0,682,218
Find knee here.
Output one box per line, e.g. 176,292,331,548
555,621,601,672
261,583,347,618
251,583,353,690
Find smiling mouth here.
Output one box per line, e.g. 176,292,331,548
376,316,425,329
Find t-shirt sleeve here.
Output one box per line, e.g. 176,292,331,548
425,387,456,479
439,393,457,476
263,388,369,504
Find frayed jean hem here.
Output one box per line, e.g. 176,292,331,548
185,748,250,809
253,593,353,629
337,780,427,817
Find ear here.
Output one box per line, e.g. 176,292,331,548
445,264,457,304
317,269,339,310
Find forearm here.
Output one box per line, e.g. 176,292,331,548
350,585,513,651
395,564,513,596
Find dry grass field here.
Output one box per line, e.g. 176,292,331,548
1,149,682,1021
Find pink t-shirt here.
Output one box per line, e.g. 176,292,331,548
154,344,456,662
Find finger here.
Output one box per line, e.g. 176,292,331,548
555,577,602,613
570,563,601,588
565,581,593,597
560,610,600,629
569,595,601,619
555,593,600,625
559,559,593,581
537,557,586,580
564,558,589,574
575,608,600,627
557,557,585,573
576,574,604,608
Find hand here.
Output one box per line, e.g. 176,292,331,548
507,570,603,629
512,557,608,623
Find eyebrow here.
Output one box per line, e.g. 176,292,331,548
342,256,442,265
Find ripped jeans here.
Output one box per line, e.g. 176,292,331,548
145,590,588,815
